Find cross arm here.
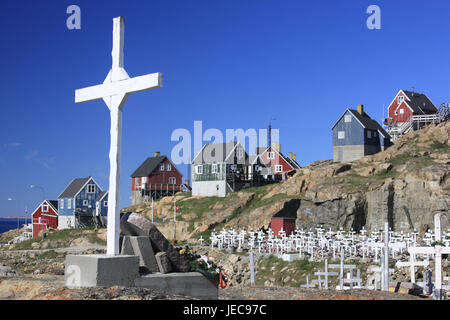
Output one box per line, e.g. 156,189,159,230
75,72,163,104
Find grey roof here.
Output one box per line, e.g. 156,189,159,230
192,142,239,164
348,109,391,139
59,177,91,199
131,156,166,178
96,191,108,202
402,90,437,114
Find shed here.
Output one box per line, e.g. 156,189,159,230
270,199,300,237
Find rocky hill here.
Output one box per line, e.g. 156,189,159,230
123,121,449,240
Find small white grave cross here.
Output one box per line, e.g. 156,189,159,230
75,17,162,255
408,214,450,299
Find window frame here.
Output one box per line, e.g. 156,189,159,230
338,131,345,139
42,205,49,213
211,164,218,174
344,115,352,123
275,165,283,173
83,200,89,206
87,184,96,194
195,165,203,175
160,164,165,171
267,152,275,159
166,163,172,171
60,199,64,209
169,177,176,185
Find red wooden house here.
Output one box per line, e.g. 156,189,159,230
256,143,300,180
131,152,183,204
386,89,437,124
32,200,58,238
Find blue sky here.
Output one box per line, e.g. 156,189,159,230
1,0,449,217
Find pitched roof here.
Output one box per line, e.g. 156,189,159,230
96,191,108,202
48,200,58,212
59,177,92,198
284,155,301,169
402,90,437,114
192,142,239,164
131,156,166,178
348,109,391,138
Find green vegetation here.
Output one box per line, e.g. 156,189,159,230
256,255,372,288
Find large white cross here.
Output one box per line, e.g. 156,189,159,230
75,17,162,255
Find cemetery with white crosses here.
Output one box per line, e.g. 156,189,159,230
204,213,450,297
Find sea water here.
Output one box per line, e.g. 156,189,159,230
0,218,31,234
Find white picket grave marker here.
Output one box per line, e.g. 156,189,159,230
249,250,255,286
75,17,162,255
408,214,450,299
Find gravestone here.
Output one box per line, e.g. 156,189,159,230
121,212,191,272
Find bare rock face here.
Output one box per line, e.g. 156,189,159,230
120,213,191,272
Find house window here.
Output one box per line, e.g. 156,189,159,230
160,164,165,171
267,152,275,159
67,199,72,209
60,199,64,209
275,165,283,173
104,201,108,207
399,109,404,114
166,163,171,171
398,96,404,104
344,115,352,123
83,200,88,206
237,149,244,158
374,131,378,137
87,184,96,194
42,205,48,213
195,165,203,174
169,177,176,185
338,131,345,139
367,131,371,138
211,164,218,174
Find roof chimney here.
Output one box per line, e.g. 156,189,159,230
357,104,364,115
289,152,293,159
154,151,160,157
185,180,190,186
293,154,297,161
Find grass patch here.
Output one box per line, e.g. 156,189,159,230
37,250,66,260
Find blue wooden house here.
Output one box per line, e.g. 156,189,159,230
95,191,108,219
58,176,105,229
332,105,392,162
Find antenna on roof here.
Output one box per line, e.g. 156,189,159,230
268,118,276,148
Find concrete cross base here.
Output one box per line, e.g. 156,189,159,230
135,272,219,300
64,254,139,288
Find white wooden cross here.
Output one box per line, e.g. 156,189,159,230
408,214,450,299
313,259,338,290
395,253,429,284
75,17,162,255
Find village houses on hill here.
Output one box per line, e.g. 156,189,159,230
192,141,300,197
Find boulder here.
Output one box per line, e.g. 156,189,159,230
121,212,191,272
155,252,172,274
